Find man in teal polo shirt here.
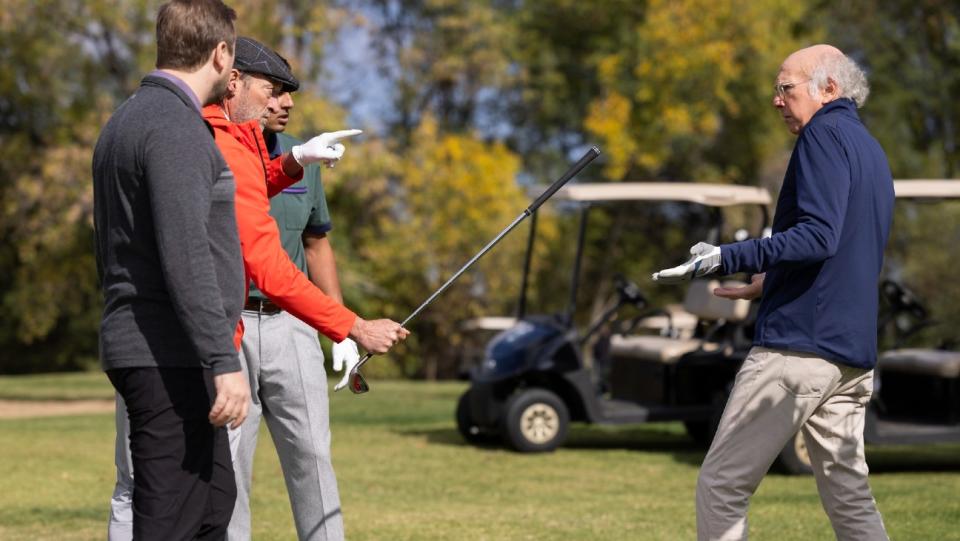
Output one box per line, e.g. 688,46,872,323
226,51,358,540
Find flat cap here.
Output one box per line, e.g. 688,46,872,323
234,36,300,92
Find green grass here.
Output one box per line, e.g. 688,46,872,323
0,371,114,401
1,374,959,539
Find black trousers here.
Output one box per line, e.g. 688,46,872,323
108,367,236,541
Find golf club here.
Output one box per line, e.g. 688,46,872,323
340,146,602,394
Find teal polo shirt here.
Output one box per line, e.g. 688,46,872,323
248,131,333,301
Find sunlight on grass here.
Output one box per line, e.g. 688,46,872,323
0,377,958,540
0,371,113,401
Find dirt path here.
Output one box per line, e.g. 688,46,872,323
0,398,115,419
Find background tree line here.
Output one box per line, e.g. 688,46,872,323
0,0,957,374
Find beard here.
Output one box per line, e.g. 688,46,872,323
231,96,267,125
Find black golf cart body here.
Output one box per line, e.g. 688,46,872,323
458,179,960,471
456,182,773,452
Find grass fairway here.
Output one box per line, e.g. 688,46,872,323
1,373,959,540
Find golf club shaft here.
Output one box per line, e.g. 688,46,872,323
401,213,530,328
351,212,529,370
353,146,601,370
528,146,601,213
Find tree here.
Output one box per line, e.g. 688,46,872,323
0,0,345,372
510,1,813,323
581,0,810,182
815,0,960,177
339,115,537,378
3,0,958,376
0,0,155,372
359,0,518,140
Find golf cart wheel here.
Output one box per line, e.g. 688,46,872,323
683,421,712,446
503,388,569,453
776,431,813,475
685,389,729,447
456,389,497,445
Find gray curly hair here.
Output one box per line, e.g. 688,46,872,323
807,53,870,108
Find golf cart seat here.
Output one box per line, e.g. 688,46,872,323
608,279,751,364
879,349,960,378
631,304,699,339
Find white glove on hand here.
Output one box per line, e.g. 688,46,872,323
291,129,363,167
332,338,360,391
652,242,722,284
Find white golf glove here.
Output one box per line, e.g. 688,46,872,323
291,129,363,168
652,242,722,284
332,338,360,391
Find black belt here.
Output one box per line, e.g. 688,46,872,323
244,298,282,314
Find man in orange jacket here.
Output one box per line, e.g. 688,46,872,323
207,38,408,541
205,53,406,352
214,38,398,540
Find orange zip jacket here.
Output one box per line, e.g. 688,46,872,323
203,105,357,344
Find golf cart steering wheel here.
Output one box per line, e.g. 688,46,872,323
880,279,928,321
614,274,647,309
878,278,935,348
582,275,648,346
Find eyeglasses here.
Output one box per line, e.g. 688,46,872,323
774,79,809,100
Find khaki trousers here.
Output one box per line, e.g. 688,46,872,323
696,347,888,541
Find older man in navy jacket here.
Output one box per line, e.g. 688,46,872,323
654,45,892,540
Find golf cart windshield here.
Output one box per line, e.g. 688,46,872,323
458,182,774,342
882,180,960,350
483,182,775,332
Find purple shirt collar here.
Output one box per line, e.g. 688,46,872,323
148,70,202,112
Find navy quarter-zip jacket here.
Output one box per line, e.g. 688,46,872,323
720,98,894,369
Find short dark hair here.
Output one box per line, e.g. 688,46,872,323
156,0,237,71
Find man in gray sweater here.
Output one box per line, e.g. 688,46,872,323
92,1,252,538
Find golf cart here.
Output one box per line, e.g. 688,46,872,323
778,180,960,474
455,182,772,452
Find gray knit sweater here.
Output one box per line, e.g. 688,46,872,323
92,75,243,374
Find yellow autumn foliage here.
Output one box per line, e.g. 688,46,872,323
349,114,567,375
585,0,811,180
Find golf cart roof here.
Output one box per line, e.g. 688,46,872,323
894,179,960,199
554,182,772,206
460,316,519,332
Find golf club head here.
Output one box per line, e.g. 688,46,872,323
334,353,372,393
348,369,370,394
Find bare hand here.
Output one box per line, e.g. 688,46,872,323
349,317,410,354
209,370,250,429
713,273,765,301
